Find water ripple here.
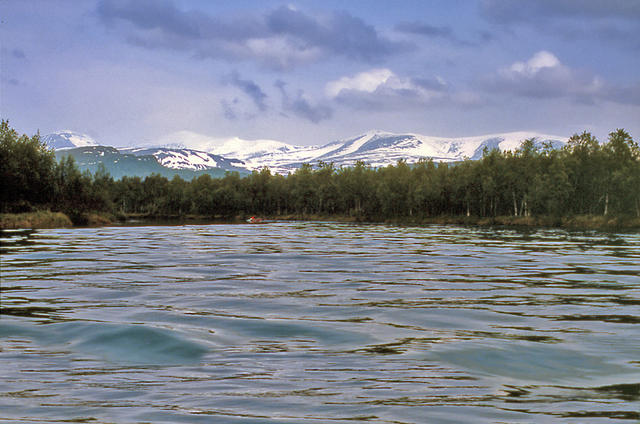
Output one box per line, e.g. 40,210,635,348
1,223,639,423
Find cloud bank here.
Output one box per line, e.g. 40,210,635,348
97,0,408,69
483,51,640,106
481,0,640,49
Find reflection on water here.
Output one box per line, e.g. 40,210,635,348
1,223,639,423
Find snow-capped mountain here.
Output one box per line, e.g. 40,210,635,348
44,131,248,176
312,130,566,167
44,129,567,177
148,131,321,170
43,131,98,149
201,137,342,173
151,130,566,173
122,147,246,172
52,146,235,180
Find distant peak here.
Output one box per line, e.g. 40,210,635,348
43,130,98,149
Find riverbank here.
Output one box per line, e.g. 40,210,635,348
2,210,639,232
384,214,640,231
277,213,640,231
0,211,238,230
0,211,73,229
0,211,118,229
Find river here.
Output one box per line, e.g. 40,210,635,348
1,222,639,423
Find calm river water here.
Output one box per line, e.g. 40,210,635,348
1,222,639,423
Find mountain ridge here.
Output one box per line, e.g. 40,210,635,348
44,129,567,177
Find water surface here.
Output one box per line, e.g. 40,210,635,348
1,222,639,423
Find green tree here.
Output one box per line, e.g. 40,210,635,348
290,163,317,215
0,121,56,211
603,129,640,215
563,131,603,214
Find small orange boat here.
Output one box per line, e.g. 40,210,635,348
246,216,264,224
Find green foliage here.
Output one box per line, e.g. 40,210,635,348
1,120,56,212
3,121,639,221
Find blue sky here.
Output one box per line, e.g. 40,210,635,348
1,0,639,146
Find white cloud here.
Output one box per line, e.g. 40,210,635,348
507,50,561,76
325,68,455,110
487,50,608,102
325,68,395,98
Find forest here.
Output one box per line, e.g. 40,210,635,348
1,120,639,227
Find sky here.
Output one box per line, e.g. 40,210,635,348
1,0,639,147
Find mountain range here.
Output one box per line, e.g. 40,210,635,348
44,129,567,178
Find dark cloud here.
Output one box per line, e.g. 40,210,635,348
601,84,640,106
481,0,640,48
477,30,495,43
221,99,238,121
11,49,26,59
481,0,640,22
267,6,404,62
226,72,267,112
412,76,450,92
395,21,452,38
395,21,470,46
275,81,332,123
288,96,332,123
98,0,266,41
96,0,407,69
97,0,202,38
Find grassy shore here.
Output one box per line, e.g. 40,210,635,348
0,211,73,229
0,211,118,229
2,210,639,231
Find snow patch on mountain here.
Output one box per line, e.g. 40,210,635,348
123,147,246,171
326,130,395,157
151,131,295,158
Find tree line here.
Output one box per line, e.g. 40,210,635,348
2,120,639,224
